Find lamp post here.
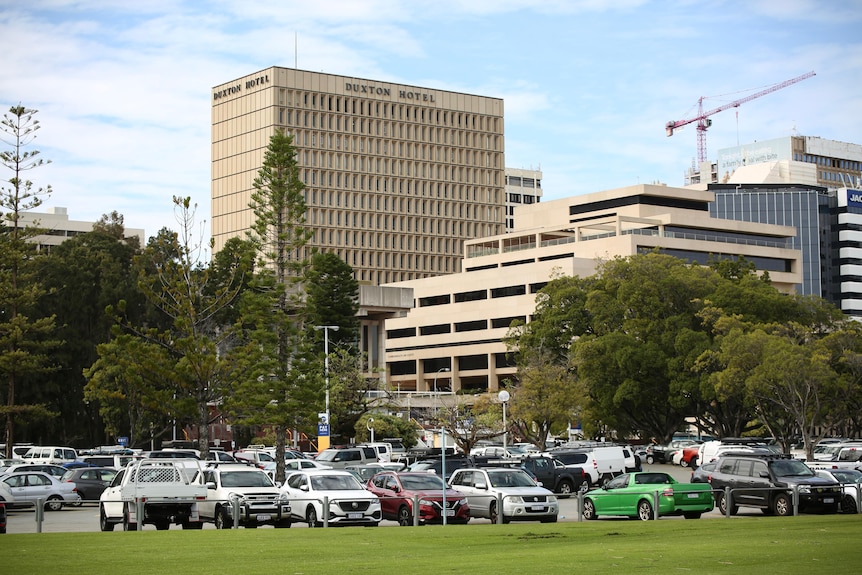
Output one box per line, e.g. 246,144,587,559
498,390,510,450
366,417,375,444
314,325,340,440
433,367,450,423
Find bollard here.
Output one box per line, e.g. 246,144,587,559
576,490,584,522
413,494,420,527
136,498,145,531
232,497,241,529
496,493,504,525
724,487,732,518
791,486,799,517
856,484,862,514
652,490,660,520
35,498,44,533
323,496,329,528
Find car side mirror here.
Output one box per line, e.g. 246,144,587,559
601,485,610,491
206,482,217,490
760,472,769,478
300,484,309,492
475,480,487,490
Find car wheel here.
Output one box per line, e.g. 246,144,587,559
637,500,654,521
646,455,655,465
841,494,858,514
773,493,791,517
489,502,499,524
215,507,230,529
99,505,115,532
682,512,701,519
717,492,738,516
600,475,612,488
45,496,63,512
306,506,320,528
680,459,689,468
558,480,573,497
583,498,598,520
397,505,412,526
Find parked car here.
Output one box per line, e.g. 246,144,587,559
60,467,118,503
709,453,840,516
281,469,381,527
204,451,240,463
0,463,68,479
582,471,714,521
448,467,558,524
690,461,716,484
672,445,701,468
645,440,698,465
814,468,862,514
197,464,292,528
232,449,275,469
20,446,78,466
80,453,138,469
367,471,470,525
314,446,379,469
0,481,15,507
405,454,475,481
1,470,81,510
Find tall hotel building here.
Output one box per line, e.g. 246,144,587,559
211,68,506,285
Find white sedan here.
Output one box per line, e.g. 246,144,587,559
281,469,381,527
1,470,81,511
815,468,862,513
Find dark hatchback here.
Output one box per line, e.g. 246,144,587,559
709,454,840,516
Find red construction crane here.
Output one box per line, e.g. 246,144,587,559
666,71,815,164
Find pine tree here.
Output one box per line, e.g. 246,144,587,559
0,105,61,456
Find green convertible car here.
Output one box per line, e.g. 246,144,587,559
582,472,714,520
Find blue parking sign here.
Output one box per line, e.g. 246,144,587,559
318,424,330,436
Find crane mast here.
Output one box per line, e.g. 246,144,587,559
666,71,815,164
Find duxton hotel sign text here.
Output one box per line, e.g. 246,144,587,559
345,83,436,102
213,74,271,100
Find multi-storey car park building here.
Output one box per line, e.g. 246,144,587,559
17,207,145,250
382,183,803,400
211,67,506,286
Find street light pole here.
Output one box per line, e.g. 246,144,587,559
498,390,510,450
433,367,450,422
314,325,340,432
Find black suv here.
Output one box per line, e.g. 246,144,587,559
709,453,840,516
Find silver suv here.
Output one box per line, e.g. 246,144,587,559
197,464,291,528
449,467,558,524
315,446,378,469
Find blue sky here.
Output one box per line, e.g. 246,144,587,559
2,0,861,246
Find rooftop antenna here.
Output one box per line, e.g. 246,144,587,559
295,32,298,69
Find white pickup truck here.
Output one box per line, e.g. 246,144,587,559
807,446,862,473
99,458,207,531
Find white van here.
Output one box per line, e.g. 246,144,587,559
361,442,393,463
22,446,78,465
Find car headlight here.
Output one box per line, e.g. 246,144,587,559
277,492,290,503
228,492,246,503
547,495,558,503
508,496,524,504
798,486,811,494
419,499,434,506
457,498,468,506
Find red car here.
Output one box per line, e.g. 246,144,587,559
367,471,470,526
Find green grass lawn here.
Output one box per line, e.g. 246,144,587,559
2,516,861,574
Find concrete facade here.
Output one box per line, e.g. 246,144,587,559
211,67,506,286
383,183,803,397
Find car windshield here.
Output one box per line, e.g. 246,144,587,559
310,474,364,491
488,470,535,488
400,475,445,491
770,459,814,478
406,461,436,472
832,470,862,484
221,471,274,488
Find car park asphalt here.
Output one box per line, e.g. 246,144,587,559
0,463,746,533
